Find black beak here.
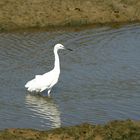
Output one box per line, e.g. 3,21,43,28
67,48,73,51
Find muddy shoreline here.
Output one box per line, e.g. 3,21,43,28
0,0,140,31
0,120,140,140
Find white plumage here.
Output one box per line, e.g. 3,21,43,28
25,44,71,96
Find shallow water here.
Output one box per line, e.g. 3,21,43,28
0,24,140,130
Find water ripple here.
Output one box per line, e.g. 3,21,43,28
0,24,140,129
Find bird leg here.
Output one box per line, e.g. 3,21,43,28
47,89,51,97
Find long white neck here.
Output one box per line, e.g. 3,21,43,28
53,48,60,74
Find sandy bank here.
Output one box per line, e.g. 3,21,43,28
0,120,140,140
0,0,140,31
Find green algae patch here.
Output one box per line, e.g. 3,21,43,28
0,120,140,140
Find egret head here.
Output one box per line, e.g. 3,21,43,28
55,44,65,50
54,44,72,51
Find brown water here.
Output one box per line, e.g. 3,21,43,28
0,24,140,130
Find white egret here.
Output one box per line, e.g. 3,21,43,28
25,44,72,96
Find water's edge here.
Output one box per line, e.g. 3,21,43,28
0,120,140,140
0,0,140,31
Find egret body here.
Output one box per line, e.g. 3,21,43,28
25,44,71,96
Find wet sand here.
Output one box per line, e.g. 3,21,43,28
0,0,140,31
0,120,140,140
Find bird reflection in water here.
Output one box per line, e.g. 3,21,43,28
25,94,61,128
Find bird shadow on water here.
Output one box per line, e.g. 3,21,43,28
25,93,61,129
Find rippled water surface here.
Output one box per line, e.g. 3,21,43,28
0,24,140,130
